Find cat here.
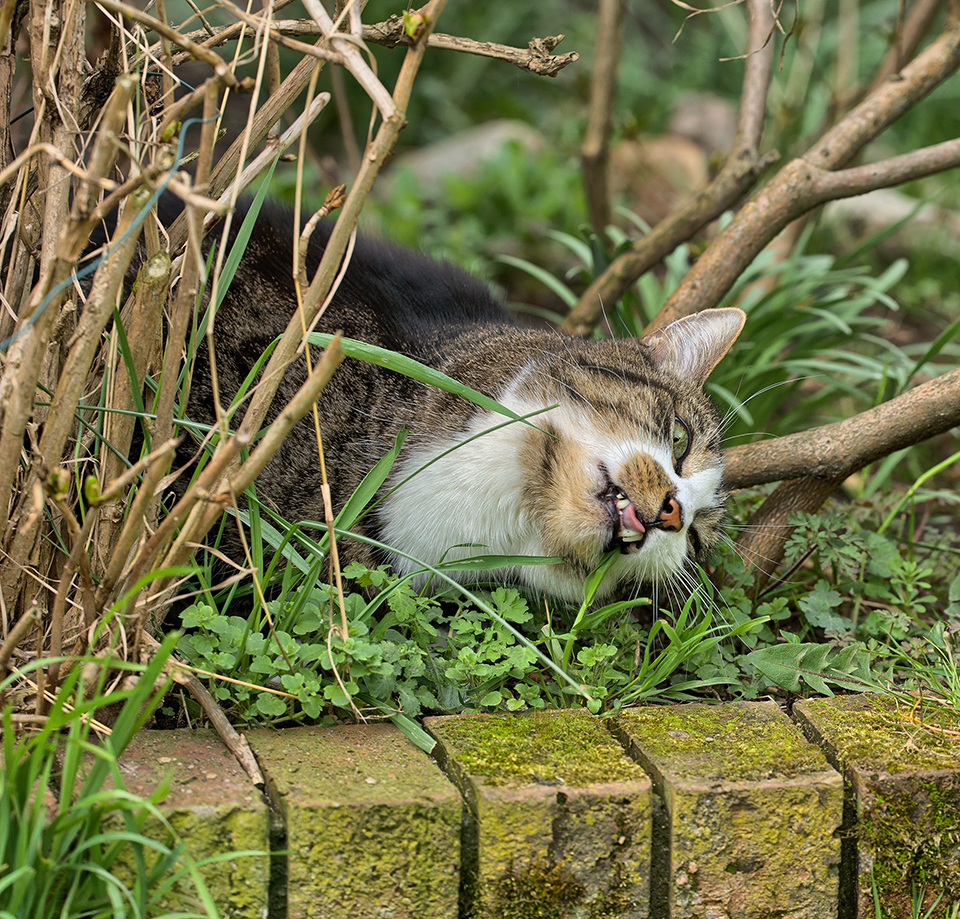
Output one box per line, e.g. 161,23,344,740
176,199,745,605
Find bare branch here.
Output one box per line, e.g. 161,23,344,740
581,0,625,232
170,16,579,77
866,0,943,95
94,439,181,613
299,0,396,120
810,137,960,198
560,0,775,337
0,73,134,555
210,92,331,218
216,335,345,500
653,15,960,327
723,368,960,489
366,21,580,77
734,474,846,584
724,367,960,585
141,631,265,786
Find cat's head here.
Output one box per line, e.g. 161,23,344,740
513,307,745,602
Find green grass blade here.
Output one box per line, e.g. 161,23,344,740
212,158,280,312
308,333,548,428
496,254,579,306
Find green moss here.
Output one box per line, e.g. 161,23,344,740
489,858,642,919
491,859,587,919
433,710,648,787
107,806,270,919
288,797,462,918
796,697,960,917
619,702,829,782
859,777,960,919
799,696,960,774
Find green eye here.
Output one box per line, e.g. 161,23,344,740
672,417,690,461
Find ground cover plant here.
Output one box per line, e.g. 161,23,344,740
1,0,960,912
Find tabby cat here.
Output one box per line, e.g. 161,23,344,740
183,200,745,604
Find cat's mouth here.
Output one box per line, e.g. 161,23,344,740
598,468,684,555
598,476,649,554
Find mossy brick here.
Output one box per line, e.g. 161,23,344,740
616,701,842,919
248,722,461,919
425,709,652,919
111,728,270,919
795,695,960,919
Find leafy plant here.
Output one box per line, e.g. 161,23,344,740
362,140,587,287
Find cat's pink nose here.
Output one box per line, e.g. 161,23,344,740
658,497,682,532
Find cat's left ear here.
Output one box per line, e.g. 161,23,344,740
642,307,746,384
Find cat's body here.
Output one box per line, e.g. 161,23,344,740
182,200,744,604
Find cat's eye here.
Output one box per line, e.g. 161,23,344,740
672,417,690,462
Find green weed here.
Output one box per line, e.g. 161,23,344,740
0,633,224,919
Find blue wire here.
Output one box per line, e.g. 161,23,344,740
0,109,217,352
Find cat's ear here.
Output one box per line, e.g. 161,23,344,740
642,307,745,384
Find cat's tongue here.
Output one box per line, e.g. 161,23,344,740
620,502,646,535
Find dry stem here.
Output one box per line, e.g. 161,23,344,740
157,0,450,572
169,16,579,78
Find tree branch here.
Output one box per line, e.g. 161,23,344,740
560,0,775,337
653,16,960,327
168,15,578,78
811,137,960,198
725,367,960,585
366,18,579,76
723,368,960,489
581,0,624,232
734,474,847,584
866,0,943,96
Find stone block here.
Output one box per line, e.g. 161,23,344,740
116,728,271,919
617,701,842,918
249,722,461,919
795,695,960,918
426,709,652,919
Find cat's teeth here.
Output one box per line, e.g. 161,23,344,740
616,496,630,510
619,528,645,542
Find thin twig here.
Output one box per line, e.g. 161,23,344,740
142,632,265,786
581,0,624,233
167,16,578,77
560,0,775,337
93,0,246,89
93,438,181,612
0,74,136,613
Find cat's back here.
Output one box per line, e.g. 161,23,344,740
219,200,516,354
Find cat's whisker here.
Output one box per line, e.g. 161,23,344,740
718,430,781,447
723,521,799,531
715,374,822,432
714,530,807,586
